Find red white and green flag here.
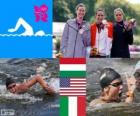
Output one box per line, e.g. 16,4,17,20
60,96,86,116
59,58,86,77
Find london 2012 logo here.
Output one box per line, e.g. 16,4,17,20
34,4,48,22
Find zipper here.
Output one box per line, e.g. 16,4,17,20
73,30,79,58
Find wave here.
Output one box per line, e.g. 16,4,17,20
0,34,53,37
0,85,42,104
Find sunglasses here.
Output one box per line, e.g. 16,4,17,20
110,81,123,87
7,84,16,89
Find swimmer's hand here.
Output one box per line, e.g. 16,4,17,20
55,52,63,58
125,77,136,103
8,28,16,32
126,77,136,92
44,86,56,95
90,47,97,56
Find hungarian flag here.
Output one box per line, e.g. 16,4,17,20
59,58,86,77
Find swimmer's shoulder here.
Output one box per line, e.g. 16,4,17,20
89,98,106,107
133,89,140,102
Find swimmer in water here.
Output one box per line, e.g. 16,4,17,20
5,75,55,95
8,17,45,36
134,61,140,92
89,68,136,107
134,70,140,92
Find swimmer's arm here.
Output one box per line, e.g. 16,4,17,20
125,77,136,103
125,91,134,103
89,99,100,107
25,75,55,94
89,100,95,107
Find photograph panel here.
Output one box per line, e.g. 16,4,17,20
53,0,140,58
87,58,140,116
0,59,59,116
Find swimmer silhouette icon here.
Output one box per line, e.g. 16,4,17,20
8,17,45,36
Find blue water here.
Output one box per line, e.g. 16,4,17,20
0,94,59,116
0,37,52,58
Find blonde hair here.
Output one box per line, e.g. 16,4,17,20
114,8,124,16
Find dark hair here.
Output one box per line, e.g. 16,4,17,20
100,68,121,88
95,8,105,15
5,78,15,88
134,71,140,78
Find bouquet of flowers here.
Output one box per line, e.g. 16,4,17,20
124,18,136,31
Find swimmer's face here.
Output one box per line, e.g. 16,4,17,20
107,79,123,100
76,6,86,20
134,71,140,91
7,83,17,94
114,10,123,22
136,78,140,91
96,11,105,24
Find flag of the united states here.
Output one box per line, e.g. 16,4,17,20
60,78,86,96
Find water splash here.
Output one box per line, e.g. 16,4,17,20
47,78,59,93
0,85,42,104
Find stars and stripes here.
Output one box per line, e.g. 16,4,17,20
60,78,86,96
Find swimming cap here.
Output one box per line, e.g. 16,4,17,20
134,61,140,72
133,61,140,78
99,68,121,88
5,77,15,88
134,69,140,79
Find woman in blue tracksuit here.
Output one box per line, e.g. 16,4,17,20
60,3,90,58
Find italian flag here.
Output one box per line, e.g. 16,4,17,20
60,96,86,116
59,58,86,77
